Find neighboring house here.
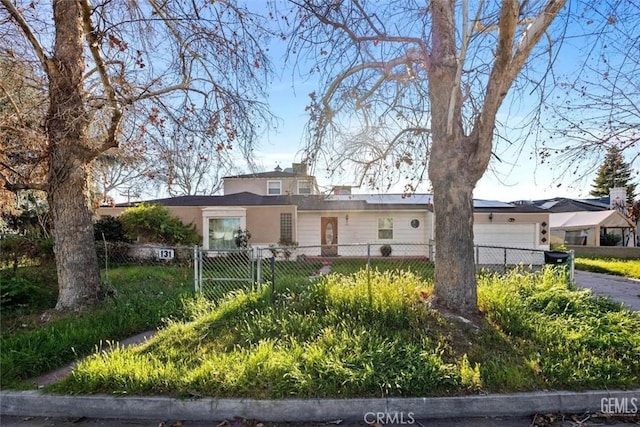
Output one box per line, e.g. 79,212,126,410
549,210,636,247
97,164,550,255
521,188,637,247
529,197,609,213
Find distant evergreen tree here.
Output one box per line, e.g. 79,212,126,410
590,147,637,202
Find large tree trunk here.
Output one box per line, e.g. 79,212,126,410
430,173,478,314
50,167,102,311
427,0,487,315
48,0,102,311
429,131,481,314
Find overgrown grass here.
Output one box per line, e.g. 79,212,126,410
478,268,640,390
575,257,640,279
330,258,435,281
0,264,58,318
53,267,640,397
0,265,194,389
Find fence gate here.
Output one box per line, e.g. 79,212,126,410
194,247,256,299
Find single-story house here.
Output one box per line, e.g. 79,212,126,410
97,194,550,257
550,210,636,247
96,164,550,258
520,187,636,247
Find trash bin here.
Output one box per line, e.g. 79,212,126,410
544,250,570,265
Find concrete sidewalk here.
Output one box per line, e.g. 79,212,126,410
574,270,640,311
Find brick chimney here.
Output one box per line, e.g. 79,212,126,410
291,163,308,175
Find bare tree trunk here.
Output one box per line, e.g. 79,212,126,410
48,0,102,311
427,0,483,315
50,166,102,311
430,174,477,314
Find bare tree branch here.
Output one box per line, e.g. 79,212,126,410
77,0,122,159
0,0,51,73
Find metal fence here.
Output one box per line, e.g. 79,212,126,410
194,248,256,299
193,243,570,299
96,242,573,300
96,241,196,288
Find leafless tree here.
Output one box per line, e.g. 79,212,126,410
287,0,568,314
0,0,273,311
539,1,640,184
147,125,239,196
91,149,151,204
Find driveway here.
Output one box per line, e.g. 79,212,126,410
574,270,640,311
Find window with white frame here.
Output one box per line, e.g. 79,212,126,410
378,218,393,240
297,180,311,195
209,218,241,249
267,180,281,195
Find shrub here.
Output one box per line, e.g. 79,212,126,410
95,241,130,263
600,233,622,246
268,238,298,260
94,216,129,242
380,244,392,257
119,204,199,245
1,236,38,271
234,229,252,248
0,236,54,273
0,277,41,309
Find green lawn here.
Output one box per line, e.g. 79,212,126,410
0,265,194,388
575,257,640,279
50,267,640,398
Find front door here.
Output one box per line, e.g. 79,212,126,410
321,217,338,256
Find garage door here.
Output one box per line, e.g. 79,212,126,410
474,223,535,249
474,224,542,266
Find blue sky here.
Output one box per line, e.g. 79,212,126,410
247,6,605,203
253,97,592,202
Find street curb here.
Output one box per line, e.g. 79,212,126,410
1,389,639,422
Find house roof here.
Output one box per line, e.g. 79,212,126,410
550,210,635,229
223,170,304,179
525,197,609,213
113,192,293,207
113,192,547,213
